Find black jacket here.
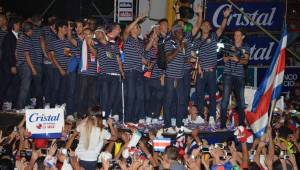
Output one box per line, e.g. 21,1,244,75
0,31,17,73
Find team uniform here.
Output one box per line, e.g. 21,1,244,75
163,32,192,128
96,40,121,117
194,32,219,120
42,26,57,105
123,36,145,122
220,43,250,127
77,41,99,117
16,34,35,109
144,47,164,119
48,36,72,107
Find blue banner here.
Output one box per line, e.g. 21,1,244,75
206,2,284,31
246,36,278,65
257,67,300,94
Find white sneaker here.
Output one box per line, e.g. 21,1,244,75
164,127,177,134
152,118,159,124
146,117,152,125
138,119,145,124
180,126,192,133
44,103,50,109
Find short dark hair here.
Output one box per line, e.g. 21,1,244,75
158,18,168,25
234,28,246,36
165,146,179,160
55,19,67,32
22,21,33,33
105,22,119,34
8,16,21,31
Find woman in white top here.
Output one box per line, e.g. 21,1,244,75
75,115,116,170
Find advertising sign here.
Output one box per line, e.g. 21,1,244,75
118,0,133,21
26,108,64,139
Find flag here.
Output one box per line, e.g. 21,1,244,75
246,27,287,137
153,138,171,152
80,40,88,71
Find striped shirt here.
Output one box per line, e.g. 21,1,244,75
123,36,145,72
183,33,193,70
71,36,83,58
43,26,57,52
96,41,120,74
49,36,72,71
164,33,192,79
223,43,250,77
80,48,98,76
194,32,218,70
31,26,44,64
16,34,34,66
145,48,163,79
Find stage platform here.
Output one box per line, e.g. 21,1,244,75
0,112,234,144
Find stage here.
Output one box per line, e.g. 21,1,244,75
0,112,234,143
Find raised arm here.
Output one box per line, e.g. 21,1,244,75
123,15,145,41
192,4,203,37
67,22,78,47
216,7,231,37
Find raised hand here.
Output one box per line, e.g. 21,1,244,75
194,4,203,14
223,7,232,18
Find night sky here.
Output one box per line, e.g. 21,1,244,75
0,0,114,19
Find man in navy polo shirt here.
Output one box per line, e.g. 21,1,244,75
163,24,194,131
95,24,123,118
221,29,250,128
16,22,35,109
194,7,231,124
123,15,149,123
42,16,57,107
48,20,72,108
31,15,47,108
66,20,84,116
76,28,99,117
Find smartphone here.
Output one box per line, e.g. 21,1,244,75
215,143,225,149
41,148,48,155
201,147,210,153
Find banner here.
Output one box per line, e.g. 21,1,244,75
206,2,284,31
257,67,300,94
26,108,64,139
246,36,278,65
118,0,133,22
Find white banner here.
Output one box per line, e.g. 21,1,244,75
26,108,64,139
118,0,133,22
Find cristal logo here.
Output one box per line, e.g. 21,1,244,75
212,4,276,28
29,113,61,123
249,42,275,61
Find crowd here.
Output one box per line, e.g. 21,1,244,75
0,105,299,170
0,2,299,170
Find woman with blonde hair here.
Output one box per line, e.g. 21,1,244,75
75,114,115,170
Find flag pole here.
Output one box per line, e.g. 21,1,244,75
227,0,299,61
268,100,276,126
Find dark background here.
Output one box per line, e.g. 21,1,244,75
0,0,115,19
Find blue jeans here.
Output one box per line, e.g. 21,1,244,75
144,78,164,118
76,74,98,117
181,69,191,118
124,70,144,122
66,72,77,115
100,74,121,117
51,69,67,107
221,75,245,126
43,64,55,104
163,78,185,128
195,69,217,119
79,160,97,170
17,64,43,109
